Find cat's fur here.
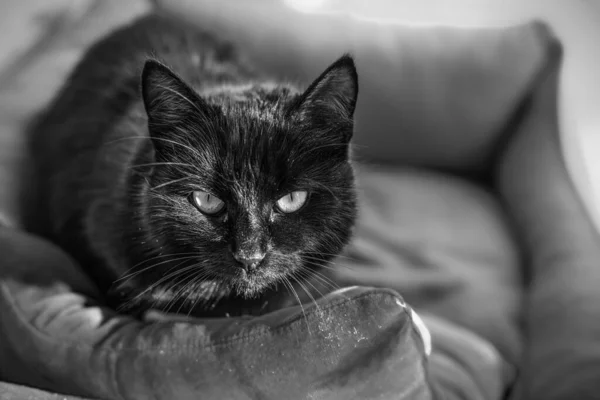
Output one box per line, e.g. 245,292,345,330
26,14,358,317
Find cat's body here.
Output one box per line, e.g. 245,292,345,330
26,14,358,317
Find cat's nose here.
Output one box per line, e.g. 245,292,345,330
233,252,266,271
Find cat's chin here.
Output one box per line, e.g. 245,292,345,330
113,293,286,319
141,285,304,321
228,270,280,298
106,275,287,319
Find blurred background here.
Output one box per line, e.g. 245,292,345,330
1,0,599,227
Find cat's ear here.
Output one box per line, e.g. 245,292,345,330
293,54,358,132
141,59,211,126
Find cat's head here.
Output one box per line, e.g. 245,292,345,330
116,55,358,314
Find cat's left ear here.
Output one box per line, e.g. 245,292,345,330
293,54,358,136
141,59,212,126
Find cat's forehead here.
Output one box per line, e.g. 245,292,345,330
202,82,300,110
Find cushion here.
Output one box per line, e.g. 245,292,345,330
0,225,435,400
0,381,87,400
154,0,549,172
497,50,600,400
2,1,594,399
0,219,513,400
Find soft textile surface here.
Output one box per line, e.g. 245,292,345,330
497,54,600,400
154,0,549,172
0,382,87,400
0,224,508,400
1,1,598,399
0,226,435,400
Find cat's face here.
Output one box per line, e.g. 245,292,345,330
115,56,358,313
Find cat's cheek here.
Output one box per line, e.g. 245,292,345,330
268,223,308,253
270,237,306,254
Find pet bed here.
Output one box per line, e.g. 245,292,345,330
0,1,598,399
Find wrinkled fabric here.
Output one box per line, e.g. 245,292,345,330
1,1,595,400
0,227,434,400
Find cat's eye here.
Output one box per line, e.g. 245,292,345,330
276,191,308,213
190,191,225,215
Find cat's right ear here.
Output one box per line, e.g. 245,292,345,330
292,55,358,135
141,59,212,127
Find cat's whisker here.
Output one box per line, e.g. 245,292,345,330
178,268,226,316
147,272,198,313
303,262,357,275
114,254,199,283
307,261,358,275
290,274,322,319
141,264,197,301
124,261,199,308
294,268,332,300
176,281,202,316
295,143,347,157
100,135,203,165
298,177,356,203
100,136,147,146
297,267,340,293
120,251,199,273
184,273,221,317
172,125,214,160
311,246,360,259
151,176,192,190
300,256,349,271
301,252,355,261
161,267,205,313
171,275,211,315
300,260,350,271
282,276,311,335
128,161,197,170
313,271,342,291
292,273,322,303
203,278,226,314
153,136,206,167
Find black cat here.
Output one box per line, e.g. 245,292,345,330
26,14,358,317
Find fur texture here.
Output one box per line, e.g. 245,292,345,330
26,14,358,317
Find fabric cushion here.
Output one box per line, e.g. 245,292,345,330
497,48,600,400
0,225,436,400
0,1,583,399
0,222,511,400
154,0,550,172
348,166,522,362
0,381,87,400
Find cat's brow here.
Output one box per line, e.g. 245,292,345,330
103,136,204,165
130,162,198,171
152,136,205,162
151,176,192,190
